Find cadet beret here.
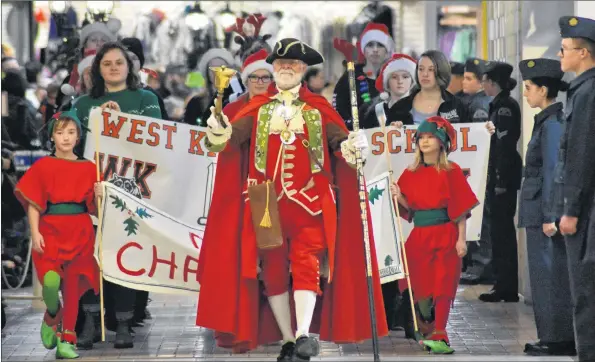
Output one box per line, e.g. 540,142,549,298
519,58,563,80
449,61,465,75
483,61,513,79
266,38,324,66
464,58,487,78
559,16,595,42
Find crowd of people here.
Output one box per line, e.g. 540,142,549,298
1,8,594,362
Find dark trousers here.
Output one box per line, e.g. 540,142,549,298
490,189,518,295
104,280,136,321
381,280,399,329
565,207,595,362
526,227,574,343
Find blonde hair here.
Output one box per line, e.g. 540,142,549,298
408,146,452,172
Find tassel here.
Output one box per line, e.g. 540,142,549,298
259,181,272,228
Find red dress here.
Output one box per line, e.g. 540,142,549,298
397,162,478,300
15,156,100,297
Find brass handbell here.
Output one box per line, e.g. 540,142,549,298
210,65,238,128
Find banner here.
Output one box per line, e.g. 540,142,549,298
98,183,202,295
85,108,490,291
367,172,405,284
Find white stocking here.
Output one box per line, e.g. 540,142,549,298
294,290,317,339
268,292,294,343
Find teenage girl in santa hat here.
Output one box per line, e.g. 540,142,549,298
390,116,478,354
207,48,274,122
361,53,417,129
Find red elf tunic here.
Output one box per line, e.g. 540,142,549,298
14,156,100,297
397,161,478,301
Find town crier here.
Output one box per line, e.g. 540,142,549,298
195,38,388,361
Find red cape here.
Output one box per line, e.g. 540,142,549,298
196,84,388,352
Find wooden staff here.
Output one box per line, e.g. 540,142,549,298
94,109,106,342
375,104,423,342
333,37,380,362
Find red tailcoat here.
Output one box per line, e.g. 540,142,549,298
196,85,388,352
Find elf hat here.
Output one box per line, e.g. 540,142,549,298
241,49,273,84
415,116,457,154
375,53,417,100
47,110,89,136
358,22,394,55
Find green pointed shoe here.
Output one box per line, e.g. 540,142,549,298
421,340,455,354
40,320,58,350
56,340,79,359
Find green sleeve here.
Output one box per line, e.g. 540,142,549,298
140,90,162,119
72,96,91,129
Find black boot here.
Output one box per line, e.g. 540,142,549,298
76,311,98,350
295,335,319,359
276,341,294,361
114,313,134,349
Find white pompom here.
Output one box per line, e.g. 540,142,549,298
60,84,76,96
379,92,389,101
106,18,122,33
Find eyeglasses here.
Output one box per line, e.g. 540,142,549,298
560,47,583,55
247,75,273,84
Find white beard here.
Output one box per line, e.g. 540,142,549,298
274,71,303,90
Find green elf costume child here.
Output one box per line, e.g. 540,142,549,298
15,110,102,359
391,116,479,354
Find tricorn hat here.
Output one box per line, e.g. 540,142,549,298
265,38,324,66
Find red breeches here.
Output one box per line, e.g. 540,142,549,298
258,197,326,296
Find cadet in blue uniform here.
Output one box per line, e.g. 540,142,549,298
460,57,495,285
517,58,576,356
448,61,467,101
556,16,595,362
479,61,523,303
464,58,493,123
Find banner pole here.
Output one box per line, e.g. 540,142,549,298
94,110,106,343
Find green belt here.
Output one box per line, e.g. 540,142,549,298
45,202,88,215
413,208,450,227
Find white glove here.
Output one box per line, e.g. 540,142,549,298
341,130,370,165
206,106,232,145
206,106,230,132
348,130,370,160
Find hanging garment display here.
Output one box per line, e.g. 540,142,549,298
152,17,194,69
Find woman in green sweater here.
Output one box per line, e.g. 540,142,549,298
71,42,161,350
73,42,161,155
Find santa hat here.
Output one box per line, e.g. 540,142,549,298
359,22,394,55
240,49,273,84
375,53,417,100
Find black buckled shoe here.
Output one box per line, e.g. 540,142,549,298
277,341,295,361
295,335,319,359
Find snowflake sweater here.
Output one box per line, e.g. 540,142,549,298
72,88,161,155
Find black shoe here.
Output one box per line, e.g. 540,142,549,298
276,341,294,361
76,311,97,350
294,335,319,359
114,320,134,349
524,341,576,356
478,290,519,302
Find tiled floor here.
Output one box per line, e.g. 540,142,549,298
1,285,576,361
